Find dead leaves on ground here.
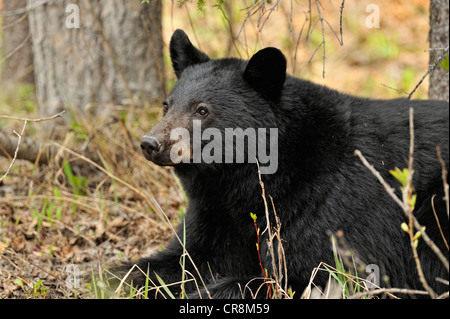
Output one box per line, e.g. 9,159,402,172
0,158,182,299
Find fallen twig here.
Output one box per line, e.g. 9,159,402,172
0,110,66,183
349,287,429,299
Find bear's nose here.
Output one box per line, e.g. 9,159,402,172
141,136,161,156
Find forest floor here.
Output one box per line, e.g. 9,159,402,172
0,105,185,298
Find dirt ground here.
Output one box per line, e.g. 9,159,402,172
0,107,185,298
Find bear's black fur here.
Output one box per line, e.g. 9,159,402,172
126,29,449,298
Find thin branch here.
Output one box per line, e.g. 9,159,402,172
412,213,449,272
0,111,66,183
0,122,26,183
236,0,259,40
408,46,449,100
437,291,449,299
214,1,242,58
289,0,293,32
258,0,281,34
380,46,448,98
404,108,436,298
0,110,66,122
314,0,326,78
0,33,31,66
380,83,409,96
437,146,449,218
269,195,288,294
431,194,449,251
339,0,345,45
0,10,29,31
256,160,277,281
354,150,406,210
256,159,288,298
307,0,345,78
0,0,51,16
354,109,448,297
349,287,429,299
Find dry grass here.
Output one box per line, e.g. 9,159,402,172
0,104,185,298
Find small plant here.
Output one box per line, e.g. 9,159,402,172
63,160,87,196
31,198,53,232
250,212,272,297
62,159,87,214
326,236,370,298
14,278,49,299
389,166,424,249
389,167,417,210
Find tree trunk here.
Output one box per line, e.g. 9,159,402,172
1,0,34,85
0,131,55,165
429,0,449,101
27,0,164,117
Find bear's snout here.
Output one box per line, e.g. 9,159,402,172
140,136,161,161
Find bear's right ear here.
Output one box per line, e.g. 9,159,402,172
170,29,210,78
244,47,286,101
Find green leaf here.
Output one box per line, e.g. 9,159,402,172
55,207,63,221
250,212,257,221
141,0,150,4
413,231,422,240
323,265,341,284
389,167,409,186
144,267,150,299
439,54,449,71
34,280,43,291
120,109,127,123
155,273,176,299
196,0,206,14
410,194,417,210
14,279,25,290
63,160,78,194
53,187,62,205
413,226,425,240
401,222,409,232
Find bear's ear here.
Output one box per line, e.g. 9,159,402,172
244,47,286,100
170,29,210,78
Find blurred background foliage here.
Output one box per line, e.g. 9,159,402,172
158,0,430,99
0,0,432,118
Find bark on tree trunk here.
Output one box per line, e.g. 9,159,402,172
429,0,449,101
27,0,164,117
1,0,34,85
0,131,55,164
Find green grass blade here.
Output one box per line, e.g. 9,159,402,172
154,273,176,299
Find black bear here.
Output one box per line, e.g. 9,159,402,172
127,29,449,298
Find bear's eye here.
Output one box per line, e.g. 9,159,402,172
162,101,169,115
197,106,209,117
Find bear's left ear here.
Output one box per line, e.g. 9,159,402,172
244,47,286,100
170,29,210,78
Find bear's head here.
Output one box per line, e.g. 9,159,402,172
140,29,284,174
